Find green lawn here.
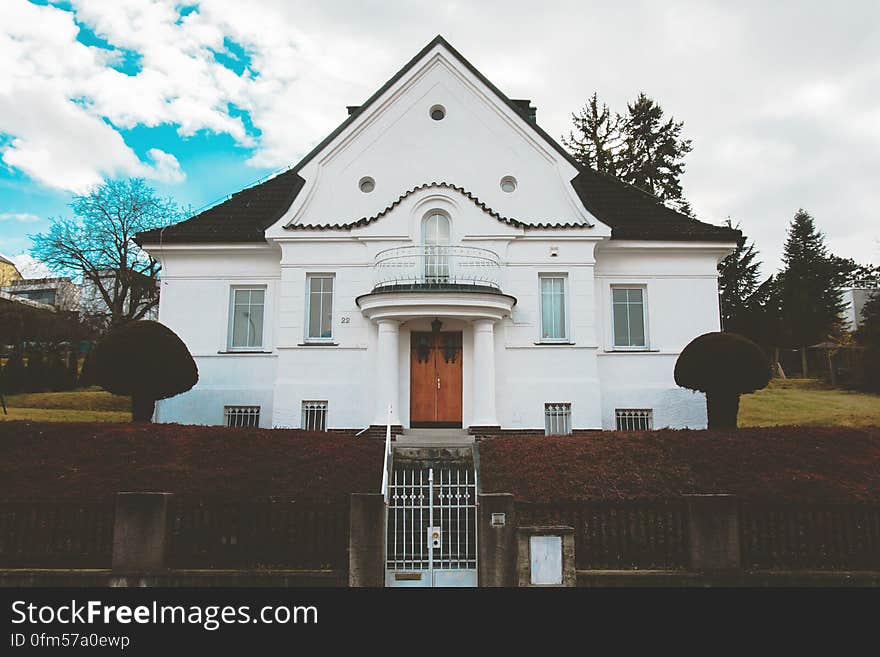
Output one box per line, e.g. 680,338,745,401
2,380,877,428
1,389,131,422
739,378,880,428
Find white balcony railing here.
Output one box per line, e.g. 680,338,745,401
373,245,501,290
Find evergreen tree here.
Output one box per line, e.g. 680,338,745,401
562,93,624,175
564,92,694,215
856,291,880,391
778,209,848,375
618,93,693,215
857,290,880,347
718,219,762,333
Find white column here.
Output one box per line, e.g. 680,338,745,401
374,319,401,426
471,318,499,427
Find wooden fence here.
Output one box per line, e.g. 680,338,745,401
166,497,350,570
517,500,690,570
740,502,880,570
0,498,114,568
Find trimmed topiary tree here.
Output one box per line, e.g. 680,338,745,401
674,331,771,430
93,320,198,422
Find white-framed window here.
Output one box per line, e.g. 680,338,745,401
228,287,266,350
615,409,653,431
305,275,334,341
225,405,260,428
611,286,647,349
539,274,568,341
544,403,572,435
301,400,328,431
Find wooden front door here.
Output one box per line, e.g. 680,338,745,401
410,331,463,427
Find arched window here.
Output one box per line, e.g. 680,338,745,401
422,212,450,283
422,212,450,247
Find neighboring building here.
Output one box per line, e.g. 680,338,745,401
1,277,80,311
79,269,160,322
0,254,22,287
842,287,878,332
137,36,738,432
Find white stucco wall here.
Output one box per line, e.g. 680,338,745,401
150,213,728,430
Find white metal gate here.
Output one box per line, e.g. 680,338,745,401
385,466,478,587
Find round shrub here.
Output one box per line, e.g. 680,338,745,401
93,320,198,422
675,331,771,429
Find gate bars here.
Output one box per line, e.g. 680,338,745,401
386,467,477,572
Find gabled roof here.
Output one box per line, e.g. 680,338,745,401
137,36,739,246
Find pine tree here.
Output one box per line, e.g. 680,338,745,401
562,93,625,175
778,209,848,375
856,291,880,391
718,219,762,333
564,92,694,215
857,290,880,348
618,93,693,215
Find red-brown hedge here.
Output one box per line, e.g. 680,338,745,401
0,422,383,500
479,426,880,503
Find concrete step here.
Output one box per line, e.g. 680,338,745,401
396,428,473,447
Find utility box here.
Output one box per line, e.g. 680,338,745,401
516,526,576,587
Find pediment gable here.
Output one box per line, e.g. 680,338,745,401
267,38,599,238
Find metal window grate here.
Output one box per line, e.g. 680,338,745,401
301,401,328,431
544,403,572,435
224,405,260,428
615,409,653,431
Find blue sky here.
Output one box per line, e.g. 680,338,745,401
0,1,279,260
1,1,878,276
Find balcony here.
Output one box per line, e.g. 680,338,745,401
372,245,501,291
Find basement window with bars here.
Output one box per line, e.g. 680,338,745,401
615,409,653,431
224,405,260,428
301,400,328,431
544,403,572,435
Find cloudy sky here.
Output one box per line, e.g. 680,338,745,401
0,0,878,276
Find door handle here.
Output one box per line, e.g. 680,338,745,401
437,377,441,390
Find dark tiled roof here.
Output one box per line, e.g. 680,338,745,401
136,35,738,246
136,169,305,245
570,168,739,242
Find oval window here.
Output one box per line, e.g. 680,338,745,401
359,176,375,193
430,105,446,121
500,176,517,193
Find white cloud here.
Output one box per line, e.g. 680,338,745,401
146,148,185,183
0,212,41,223
0,0,877,269
8,253,53,279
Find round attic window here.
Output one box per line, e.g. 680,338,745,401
430,105,446,121
359,176,375,193
500,176,517,193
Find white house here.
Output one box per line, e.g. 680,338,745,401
137,36,738,434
